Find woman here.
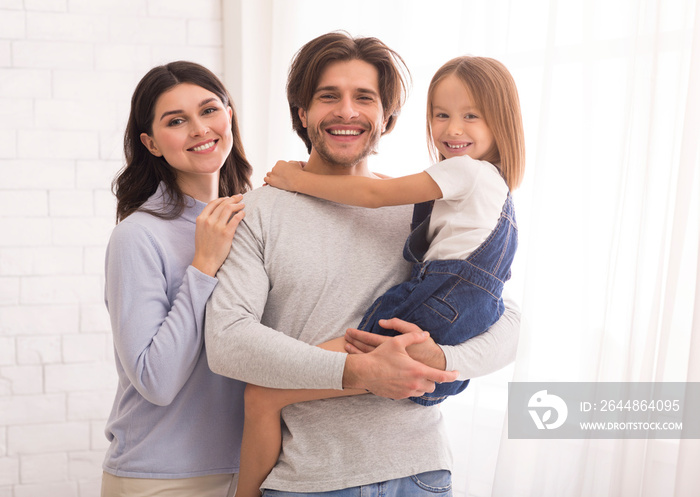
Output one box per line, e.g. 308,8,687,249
102,61,252,497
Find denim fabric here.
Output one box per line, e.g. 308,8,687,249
262,470,452,496
358,194,517,406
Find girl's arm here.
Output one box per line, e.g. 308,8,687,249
264,160,443,208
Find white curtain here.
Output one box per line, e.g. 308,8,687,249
223,1,700,495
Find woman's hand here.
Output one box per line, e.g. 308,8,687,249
344,318,448,371
191,195,245,277
264,160,305,192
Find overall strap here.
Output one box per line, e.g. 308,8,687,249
410,200,434,231
403,201,435,263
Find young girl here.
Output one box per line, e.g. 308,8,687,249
233,56,525,497
102,61,252,497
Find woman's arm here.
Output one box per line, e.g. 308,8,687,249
106,222,218,406
264,161,443,208
106,198,245,406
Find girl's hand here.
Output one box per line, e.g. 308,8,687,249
264,160,305,191
191,195,245,277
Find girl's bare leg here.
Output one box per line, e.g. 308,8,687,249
234,337,365,497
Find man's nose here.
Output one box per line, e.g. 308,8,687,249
335,95,359,120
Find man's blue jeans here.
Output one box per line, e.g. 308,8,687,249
262,470,452,496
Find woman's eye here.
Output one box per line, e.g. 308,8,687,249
203,107,218,115
168,118,185,126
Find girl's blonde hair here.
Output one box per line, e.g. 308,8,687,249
426,56,525,190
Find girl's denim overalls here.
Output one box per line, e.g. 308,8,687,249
358,194,518,406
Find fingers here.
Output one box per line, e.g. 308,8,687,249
199,196,227,217
385,332,459,386
419,363,460,385
378,318,423,335
224,209,246,236
203,196,245,227
391,332,458,384
391,329,431,348
200,195,243,218
344,326,458,398
344,342,363,354
344,328,388,351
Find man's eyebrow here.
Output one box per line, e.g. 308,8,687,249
356,88,379,97
159,98,219,122
313,86,339,95
313,86,380,97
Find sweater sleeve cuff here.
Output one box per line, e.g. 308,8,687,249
187,264,218,288
329,351,349,390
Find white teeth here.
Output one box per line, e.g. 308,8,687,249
192,141,215,152
447,143,470,149
329,129,361,136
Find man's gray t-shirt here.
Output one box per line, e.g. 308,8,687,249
206,186,488,491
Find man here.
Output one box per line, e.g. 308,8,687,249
205,32,519,496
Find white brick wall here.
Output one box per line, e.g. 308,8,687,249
0,1,224,495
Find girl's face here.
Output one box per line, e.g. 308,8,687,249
430,74,495,161
140,83,234,189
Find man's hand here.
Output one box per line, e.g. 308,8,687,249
345,318,447,371
342,330,459,399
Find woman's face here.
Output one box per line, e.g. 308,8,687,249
140,83,234,188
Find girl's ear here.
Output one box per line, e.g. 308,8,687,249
140,133,163,157
298,108,308,128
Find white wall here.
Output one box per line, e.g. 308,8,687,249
0,1,224,495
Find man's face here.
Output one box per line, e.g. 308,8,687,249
299,59,389,169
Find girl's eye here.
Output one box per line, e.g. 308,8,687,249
435,113,448,119
465,114,478,119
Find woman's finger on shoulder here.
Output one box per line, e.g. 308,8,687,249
226,210,246,234
206,196,243,222
199,197,227,218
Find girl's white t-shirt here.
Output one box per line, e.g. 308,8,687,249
423,155,509,261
